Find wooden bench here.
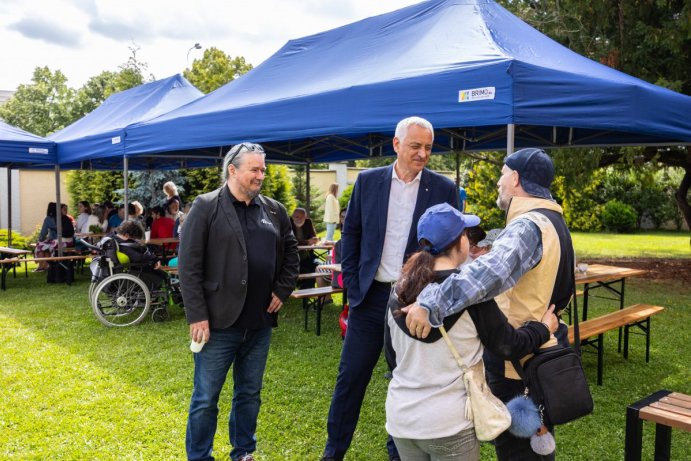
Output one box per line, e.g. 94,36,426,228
297,272,327,281
0,254,92,290
290,286,343,336
0,246,32,283
568,303,664,385
625,390,691,460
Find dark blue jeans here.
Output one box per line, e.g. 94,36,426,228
324,282,399,460
186,325,272,461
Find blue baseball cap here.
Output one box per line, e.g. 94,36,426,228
504,148,554,200
417,203,481,254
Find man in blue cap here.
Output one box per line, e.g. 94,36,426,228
404,148,575,461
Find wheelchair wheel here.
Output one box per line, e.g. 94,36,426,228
91,273,151,327
151,307,170,323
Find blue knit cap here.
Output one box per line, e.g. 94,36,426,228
504,148,554,200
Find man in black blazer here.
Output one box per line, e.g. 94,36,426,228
180,142,299,461
321,117,460,461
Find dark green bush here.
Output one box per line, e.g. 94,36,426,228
601,200,637,233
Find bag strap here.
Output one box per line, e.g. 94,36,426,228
439,325,468,374
571,268,582,355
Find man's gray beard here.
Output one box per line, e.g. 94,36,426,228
496,195,508,211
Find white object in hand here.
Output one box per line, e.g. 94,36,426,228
190,339,206,353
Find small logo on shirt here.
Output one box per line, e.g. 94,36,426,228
261,218,272,225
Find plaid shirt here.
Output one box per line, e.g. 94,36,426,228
417,217,543,327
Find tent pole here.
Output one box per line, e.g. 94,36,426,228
455,150,460,187
305,162,311,215
123,156,129,221
506,124,515,154
55,165,63,257
7,168,12,247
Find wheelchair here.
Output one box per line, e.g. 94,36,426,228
84,238,183,327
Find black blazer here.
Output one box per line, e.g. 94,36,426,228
178,187,299,329
341,165,460,308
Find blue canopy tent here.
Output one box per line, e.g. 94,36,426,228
0,121,57,245
46,74,203,230
50,74,203,170
122,0,691,166
0,120,56,167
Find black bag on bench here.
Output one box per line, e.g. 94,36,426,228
47,260,74,284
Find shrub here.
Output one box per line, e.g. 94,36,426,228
339,184,353,211
0,229,28,249
601,200,637,233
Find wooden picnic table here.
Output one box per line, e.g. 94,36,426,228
0,246,32,284
146,237,180,245
574,263,647,321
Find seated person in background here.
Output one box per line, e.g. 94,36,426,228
83,205,108,234
61,203,76,229
150,205,177,252
108,205,124,232
150,206,175,239
291,207,319,288
34,202,75,272
464,226,486,265
174,202,191,241
126,203,146,233
171,201,189,238
76,201,92,234
104,220,166,291
471,228,502,260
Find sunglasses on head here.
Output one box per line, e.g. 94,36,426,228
227,142,265,165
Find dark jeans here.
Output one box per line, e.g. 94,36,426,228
323,282,399,460
186,325,272,461
486,370,555,461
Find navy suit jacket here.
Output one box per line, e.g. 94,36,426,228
341,165,460,308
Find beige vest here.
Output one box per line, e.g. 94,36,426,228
500,196,564,379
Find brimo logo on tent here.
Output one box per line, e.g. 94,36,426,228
458,86,495,103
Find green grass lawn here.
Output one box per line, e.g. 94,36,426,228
572,230,690,258
1,233,689,460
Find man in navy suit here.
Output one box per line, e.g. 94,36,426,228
321,117,460,461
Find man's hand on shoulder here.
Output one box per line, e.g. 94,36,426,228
401,302,432,339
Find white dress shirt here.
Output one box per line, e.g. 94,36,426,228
375,163,421,282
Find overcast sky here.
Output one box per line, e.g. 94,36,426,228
0,0,420,91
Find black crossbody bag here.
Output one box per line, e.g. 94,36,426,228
511,273,594,426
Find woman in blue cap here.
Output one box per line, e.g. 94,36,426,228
384,203,557,461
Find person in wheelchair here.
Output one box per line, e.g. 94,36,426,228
103,220,168,292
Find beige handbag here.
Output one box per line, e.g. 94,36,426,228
439,325,512,441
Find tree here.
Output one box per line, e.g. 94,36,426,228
66,47,155,210
126,170,186,210
463,152,505,229
261,165,296,212
182,167,222,201
0,67,75,136
499,0,691,235
183,47,253,94
179,47,254,194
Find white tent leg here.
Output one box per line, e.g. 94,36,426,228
507,123,515,154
